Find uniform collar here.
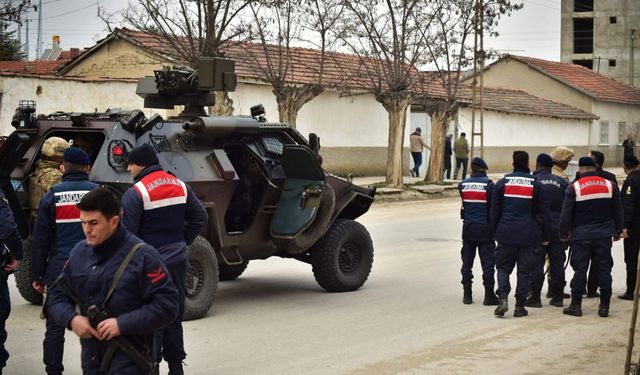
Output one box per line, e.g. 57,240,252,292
134,164,163,183
92,224,126,254
470,172,487,178
533,168,551,176
61,172,89,181
512,168,531,174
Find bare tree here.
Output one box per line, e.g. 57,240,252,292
0,0,32,25
100,0,252,115
339,0,436,188
419,0,521,184
241,0,343,127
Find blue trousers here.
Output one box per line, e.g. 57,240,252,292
44,300,65,374
0,279,9,372
569,238,613,303
411,152,422,177
530,241,566,294
460,240,495,288
454,158,468,180
495,243,539,302
156,260,186,363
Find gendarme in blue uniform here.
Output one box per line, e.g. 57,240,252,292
48,225,178,375
121,164,207,365
0,190,22,373
491,168,544,305
31,171,98,375
559,171,623,307
530,167,569,302
458,172,495,290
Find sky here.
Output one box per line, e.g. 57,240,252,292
13,0,562,62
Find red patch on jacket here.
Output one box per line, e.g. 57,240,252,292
147,266,167,284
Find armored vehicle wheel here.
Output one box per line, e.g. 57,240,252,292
219,261,249,281
310,219,374,292
15,236,43,305
273,184,335,254
183,236,218,321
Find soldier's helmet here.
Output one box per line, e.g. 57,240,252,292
41,136,69,157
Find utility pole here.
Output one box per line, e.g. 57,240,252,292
478,0,485,158
36,0,42,60
631,28,637,86
470,0,479,159
25,18,29,60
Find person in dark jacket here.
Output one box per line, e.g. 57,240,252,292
48,187,178,375
444,134,453,179
619,155,640,300
121,144,207,375
584,150,618,298
457,157,498,305
526,154,569,309
31,148,98,375
559,157,623,318
491,151,546,318
0,190,23,375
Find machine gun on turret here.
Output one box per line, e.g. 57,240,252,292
135,57,237,118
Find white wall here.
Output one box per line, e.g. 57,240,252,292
0,76,155,136
590,101,640,146
458,108,591,147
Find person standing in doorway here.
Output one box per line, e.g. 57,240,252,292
409,127,429,178
454,132,469,180
444,134,453,179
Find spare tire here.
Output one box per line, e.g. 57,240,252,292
15,236,43,305
183,236,218,321
273,184,335,254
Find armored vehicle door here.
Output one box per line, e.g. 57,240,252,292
0,131,33,235
270,144,329,240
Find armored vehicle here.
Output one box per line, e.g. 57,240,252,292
0,58,376,320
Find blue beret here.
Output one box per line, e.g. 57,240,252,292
536,153,553,168
63,147,90,165
578,156,596,167
128,143,159,166
471,157,488,170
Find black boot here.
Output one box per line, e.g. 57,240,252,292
463,285,472,304
598,304,610,317
513,301,528,317
525,291,542,308
549,285,564,307
168,362,184,375
483,287,499,306
494,292,508,316
563,297,582,317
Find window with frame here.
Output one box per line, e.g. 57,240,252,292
619,122,627,145
600,121,609,144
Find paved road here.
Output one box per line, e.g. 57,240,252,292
4,198,637,374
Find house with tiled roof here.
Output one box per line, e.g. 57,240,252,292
463,54,640,166
0,29,605,174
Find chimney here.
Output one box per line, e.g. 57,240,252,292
52,35,60,48
70,48,80,58
24,63,36,74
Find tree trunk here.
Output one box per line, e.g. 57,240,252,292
385,105,407,188
210,92,234,116
425,110,449,184
275,84,324,128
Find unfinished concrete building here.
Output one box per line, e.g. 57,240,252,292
561,0,640,87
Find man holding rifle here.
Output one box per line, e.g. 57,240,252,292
48,187,178,374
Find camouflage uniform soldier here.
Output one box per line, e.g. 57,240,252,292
29,137,69,218
550,146,575,182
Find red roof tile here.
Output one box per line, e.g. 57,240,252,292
0,60,67,75
504,55,640,105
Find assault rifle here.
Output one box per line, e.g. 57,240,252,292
55,276,155,374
